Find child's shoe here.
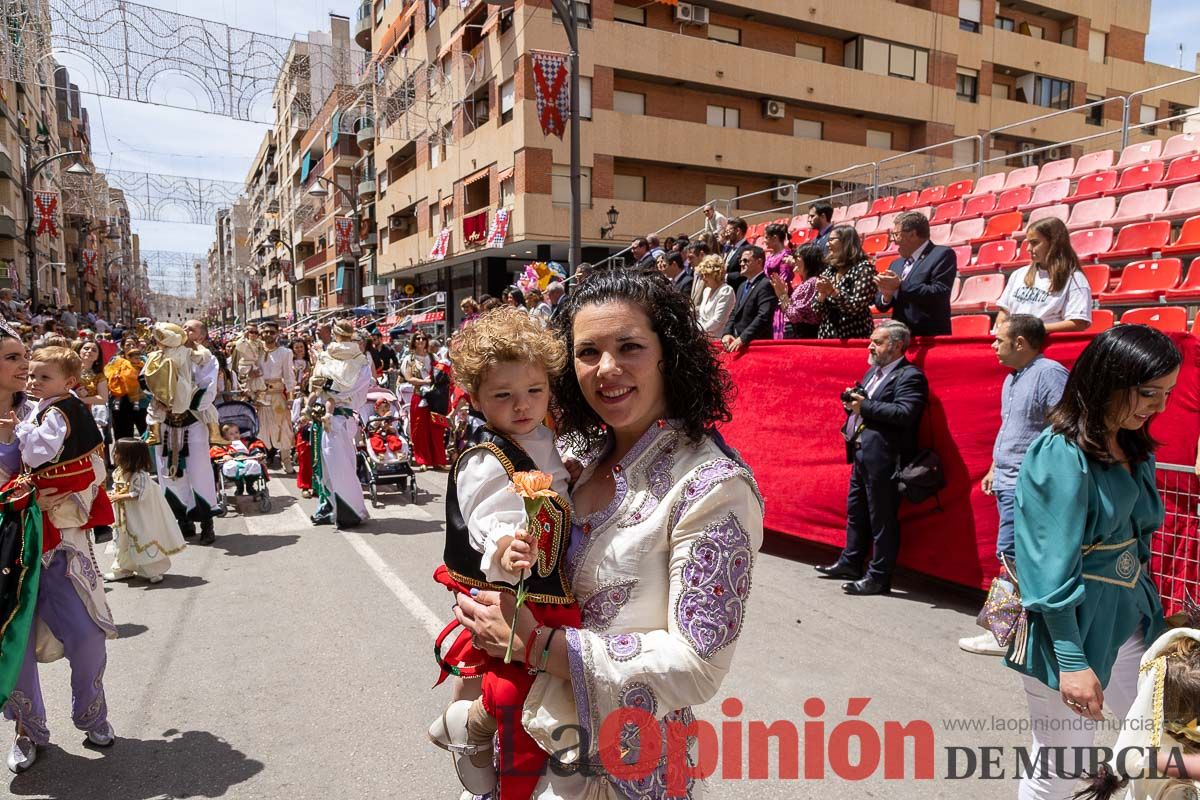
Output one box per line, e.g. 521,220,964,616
103,569,134,582
427,700,496,795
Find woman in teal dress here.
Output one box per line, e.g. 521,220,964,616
1005,324,1182,800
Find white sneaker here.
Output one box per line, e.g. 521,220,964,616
428,700,496,795
103,570,134,582
85,722,115,748
147,575,164,584
6,735,36,773
959,631,1007,656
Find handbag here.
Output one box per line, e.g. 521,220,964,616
892,448,945,504
975,553,1029,661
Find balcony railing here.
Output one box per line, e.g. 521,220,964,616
303,248,328,274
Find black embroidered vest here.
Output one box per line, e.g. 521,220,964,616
444,429,573,604
36,396,103,466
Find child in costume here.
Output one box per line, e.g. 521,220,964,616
2,346,117,773
367,399,406,462
427,308,578,800
231,324,265,405
210,423,268,496
105,437,186,584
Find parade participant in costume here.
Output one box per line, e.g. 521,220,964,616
307,321,372,527
257,321,296,472
75,339,113,543
231,324,265,404
404,331,448,470
104,339,145,440
453,269,764,798
148,320,220,546
142,323,221,447
105,438,185,584
428,307,577,800
3,345,117,774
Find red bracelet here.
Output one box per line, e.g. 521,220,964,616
524,625,544,666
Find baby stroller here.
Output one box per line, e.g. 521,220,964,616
213,400,273,514
357,386,417,506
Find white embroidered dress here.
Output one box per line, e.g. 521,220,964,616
522,422,763,799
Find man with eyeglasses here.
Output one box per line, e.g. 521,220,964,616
873,211,957,336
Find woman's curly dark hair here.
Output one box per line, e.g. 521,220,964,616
550,267,734,451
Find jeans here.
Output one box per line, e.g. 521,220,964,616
995,489,1016,561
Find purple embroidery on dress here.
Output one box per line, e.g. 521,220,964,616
675,512,753,659
2,690,50,746
564,627,595,740
605,632,643,661
618,681,657,717
669,459,742,528
622,445,675,527
582,579,637,631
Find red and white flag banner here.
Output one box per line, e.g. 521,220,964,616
82,249,97,276
430,227,451,260
335,217,355,255
530,50,570,138
486,208,510,248
34,192,59,237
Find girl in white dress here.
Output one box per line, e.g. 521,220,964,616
105,438,187,584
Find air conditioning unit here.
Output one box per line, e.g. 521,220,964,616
675,2,708,25
762,98,786,120
774,182,797,202
691,5,710,24
1018,141,1037,167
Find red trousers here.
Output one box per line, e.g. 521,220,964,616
410,395,448,468
434,566,581,800
295,427,313,491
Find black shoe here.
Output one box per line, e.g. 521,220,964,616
311,512,333,526
92,526,113,544
336,517,362,530
234,483,245,497
842,576,891,596
815,562,861,580
180,522,197,539
197,519,215,546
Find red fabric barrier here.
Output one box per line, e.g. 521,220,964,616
721,333,1200,591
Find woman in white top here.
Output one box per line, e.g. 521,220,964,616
996,217,1092,333
694,254,736,337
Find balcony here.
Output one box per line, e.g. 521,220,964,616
354,2,373,50
303,248,329,276
356,122,376,151
358,179,377,202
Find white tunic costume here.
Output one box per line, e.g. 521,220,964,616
258,344,296,468
311,342,373,525
108,468,186,579
522,422,763,799
150,348,219,517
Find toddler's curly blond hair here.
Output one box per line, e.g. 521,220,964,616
450,307,567,394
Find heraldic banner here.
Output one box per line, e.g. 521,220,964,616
335,217,355,256
530,51,570,138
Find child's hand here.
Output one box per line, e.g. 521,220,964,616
564,458,583,484
500,530,538,573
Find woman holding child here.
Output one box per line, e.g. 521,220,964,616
452,269,764,798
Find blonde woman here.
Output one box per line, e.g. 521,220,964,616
694,254,736,337
996,217,1092,333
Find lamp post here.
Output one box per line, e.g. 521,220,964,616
307,174,362,308
600,205,620,239
486,0,581,274
23,139,90,307
268,227,299,322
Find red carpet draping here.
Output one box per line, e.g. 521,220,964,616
720,333,1200,592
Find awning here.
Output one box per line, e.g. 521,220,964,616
496,166,514,182
437,28,463,61
440,196,454,210
375,3,416,62
463,166,490,186
481,10,500,36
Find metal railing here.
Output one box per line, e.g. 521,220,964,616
1151,463,1199,618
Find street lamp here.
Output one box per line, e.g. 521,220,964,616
24,142,90,307
600,205,620,239
486,0,581,274
268,227,299,322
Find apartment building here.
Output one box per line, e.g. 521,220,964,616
206,200,251,328
347,0,1196,329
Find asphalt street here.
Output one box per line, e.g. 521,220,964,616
2,469,1083,800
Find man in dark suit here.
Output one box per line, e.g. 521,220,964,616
721,245,778,353
809,202,835,253
660,252,693,297
630,238,656,269
815,320,929,595
722,217,752,292
874,211,957,336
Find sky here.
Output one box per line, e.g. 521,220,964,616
57,0,1200,295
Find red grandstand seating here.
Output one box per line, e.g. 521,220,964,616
1165,258,1200,302
877,212,898,233
1098,258,1182,304
855,216,878,235
994,186,1033,214
1019,178,1070,211
1067,170,1118,202
950,276,961,303
1023,204,1069,231
1002,239,1032,268
1194,315,1200,337
951,274,1006,312
909,205,933,221
954,193,997,220
931,200,963,224
874,253,900,273
1163,215,1200,255
844,201,869,221
1071,150,1115,178
1035,157,1075,184
863,232,890,256
944,179,975,202
916,185,946,205
965,173,1005,199
1120,306,1187,332
869,196,895,216
947,217,985,246
1112,161,1166,194
1116,140,1164,168
951,244,972,269
1109,188,1168,226
1154,184,1200,222
1106,220,1171,259
1082,264,1112,296
1003,166,1039,190
965,240,1017,273
929,223,952,245
973,211,1023,245
951,314,992,336
892,190,920,211
1153,154,1200,188
832,205,849,224
1163,132,1200,161
1085,309,1115,333
1069,227,1115,261
1066,197,1116,231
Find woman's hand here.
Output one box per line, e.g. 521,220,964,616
454,590,536,661
0,410,17,443
1059,668,1105,720
768,274,787,297
815,277,835,298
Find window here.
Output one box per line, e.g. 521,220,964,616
499,175,514,207
1086,95,1104,126
553,0,592,29
956,67,978,102
613,174,645,202
866,129,893,150
992,82,1010,100
1088,31,1107,63
551,165,592,206
500,78,514,124
952,139,976,166
793,119,822,140
1025,24,1044,40
614,90,645,115
705,184,738,204
578,76,592,120
430,203,441,234
1060,27,1075,47
613,4,645,24
995,16,1015,31
425,0,437,27
795,42,823,62
707,23,741,45
844,36,928,82
1033,76,1071,110
429,137,443,168
706,105,739,128
1140,104,1158,134
958,0,981,32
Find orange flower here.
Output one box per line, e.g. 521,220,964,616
511,470,556,499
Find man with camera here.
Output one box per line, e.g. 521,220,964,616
816,320,929,596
